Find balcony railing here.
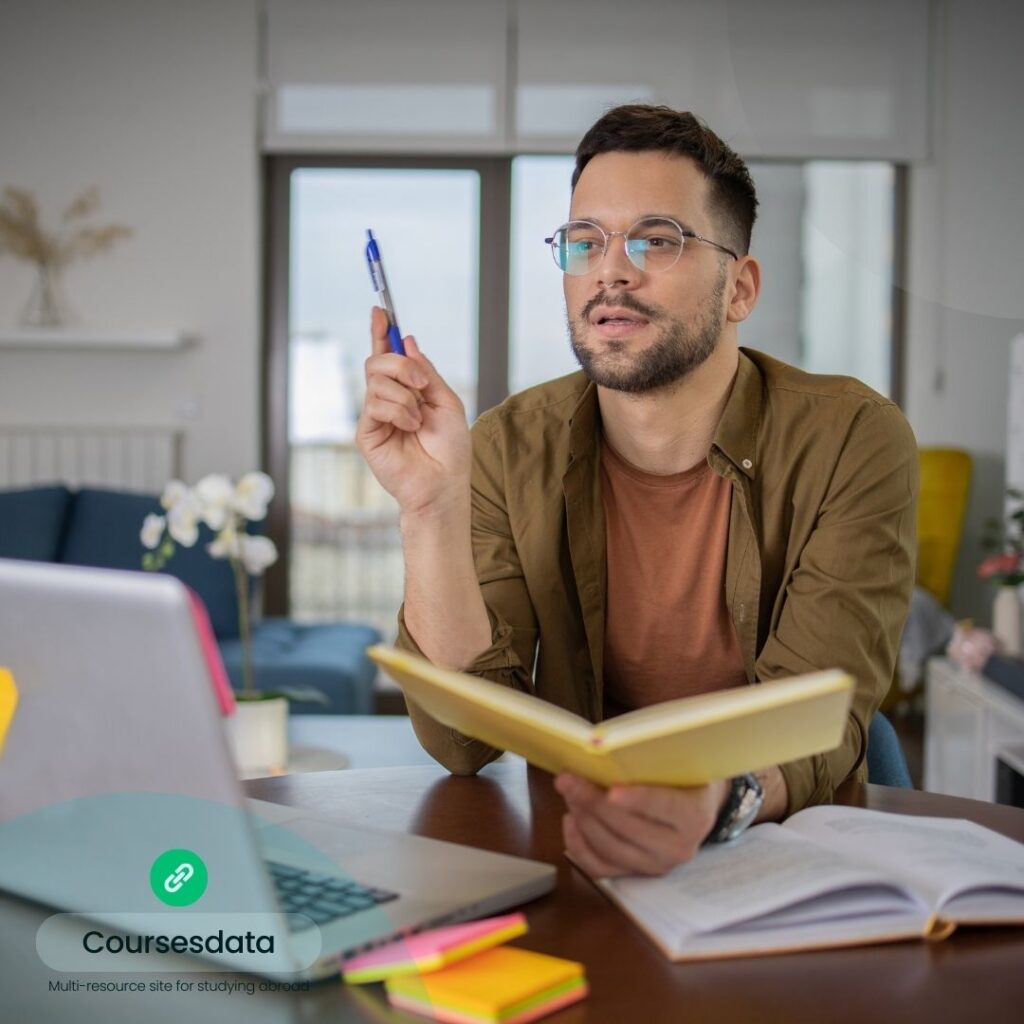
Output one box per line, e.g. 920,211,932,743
289,442,402,638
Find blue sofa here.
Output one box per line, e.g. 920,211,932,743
0,484,380,714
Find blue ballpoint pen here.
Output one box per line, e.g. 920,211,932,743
365,229,406,356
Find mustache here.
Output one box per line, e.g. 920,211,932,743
580,291,661,321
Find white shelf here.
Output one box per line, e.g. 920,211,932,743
0,329,192,351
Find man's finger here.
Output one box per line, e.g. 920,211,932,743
557,774,643,839
608,784,694,826
557,774,672,837
366,375,424,422
370,306,394,357
364,351,428,392
557,774,700,868
403,336,464,412
609,781,722,833
564,794,685,870
554,773,607,808
359,395,422,436
367,322,463,417
569,808,669,876
562,814,625,879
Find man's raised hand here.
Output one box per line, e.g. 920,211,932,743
356,306,472,516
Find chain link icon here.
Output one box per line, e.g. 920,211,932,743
163,862,195,894
151,849,206,905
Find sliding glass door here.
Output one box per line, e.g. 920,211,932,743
263,156,510,632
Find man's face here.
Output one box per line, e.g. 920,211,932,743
564,151,731,394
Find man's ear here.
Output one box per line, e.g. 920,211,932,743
726,255,761,323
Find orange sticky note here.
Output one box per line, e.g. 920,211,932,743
385,946,587,1024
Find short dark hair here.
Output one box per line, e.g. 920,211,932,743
572,105,758,255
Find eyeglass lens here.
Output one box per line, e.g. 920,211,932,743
551,218,685,275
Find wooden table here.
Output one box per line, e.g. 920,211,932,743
4,761,1022,1023
244,762,1024,1024
287,714,456,770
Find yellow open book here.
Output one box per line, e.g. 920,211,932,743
367,646,854,787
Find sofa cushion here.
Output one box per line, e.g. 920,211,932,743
218,619,381,715
58,487,242,639
0,484,73,561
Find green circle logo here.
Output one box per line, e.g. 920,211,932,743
150,849,208,907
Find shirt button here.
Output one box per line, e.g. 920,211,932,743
742,458,753,469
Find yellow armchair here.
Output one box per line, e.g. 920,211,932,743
881,448,971,713
916,448,973,607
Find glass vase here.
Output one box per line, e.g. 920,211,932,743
19,261,73,327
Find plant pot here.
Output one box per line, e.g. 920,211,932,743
225,697,289,776
992,586,1023,657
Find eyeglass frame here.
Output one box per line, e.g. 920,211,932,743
544,216,739,274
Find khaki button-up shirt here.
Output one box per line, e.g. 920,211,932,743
397,348,918,814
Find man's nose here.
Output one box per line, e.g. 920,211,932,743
596,233,641,289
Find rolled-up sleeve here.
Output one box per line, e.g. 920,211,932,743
394,416,539,775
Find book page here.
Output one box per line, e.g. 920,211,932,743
783,806,1024,915
603,823,919,936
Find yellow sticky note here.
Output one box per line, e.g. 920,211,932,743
0,668,19,754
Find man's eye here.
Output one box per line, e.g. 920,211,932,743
644,236,680,250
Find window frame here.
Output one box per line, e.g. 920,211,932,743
261,154,511,614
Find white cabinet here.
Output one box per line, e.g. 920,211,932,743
925,657,1024,802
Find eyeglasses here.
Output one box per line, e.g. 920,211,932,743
544,216,738,275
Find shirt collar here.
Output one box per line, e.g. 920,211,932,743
567,377,600,464
564,349,762,478
712,349,762,479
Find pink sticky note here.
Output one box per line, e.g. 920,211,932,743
342,913,528,984
185,588,236,716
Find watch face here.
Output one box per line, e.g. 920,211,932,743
735,780,763,824
711,774,765,844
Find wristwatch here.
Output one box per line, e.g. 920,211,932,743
704,773,764,844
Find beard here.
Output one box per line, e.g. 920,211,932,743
567,266,728,394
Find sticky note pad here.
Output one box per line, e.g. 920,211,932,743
0,667,18,754
343,913,528,984
385,945,587,1024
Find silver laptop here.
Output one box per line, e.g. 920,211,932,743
0,559,554,980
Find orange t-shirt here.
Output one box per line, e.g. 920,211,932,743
601,439,747,717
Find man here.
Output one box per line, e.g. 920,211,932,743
356,105,917,878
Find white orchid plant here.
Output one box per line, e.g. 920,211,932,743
140,471,323,706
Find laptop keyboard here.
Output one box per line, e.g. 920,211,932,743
267,860,399,932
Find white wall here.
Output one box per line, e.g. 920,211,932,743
904,0,1024,621
0,0,260,480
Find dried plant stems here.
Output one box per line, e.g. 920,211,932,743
0,185,132,269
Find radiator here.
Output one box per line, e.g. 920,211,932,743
0,425,183,492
